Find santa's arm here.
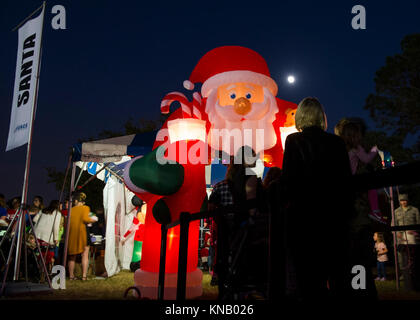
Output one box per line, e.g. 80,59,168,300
124,107,187,197
124,146,185,197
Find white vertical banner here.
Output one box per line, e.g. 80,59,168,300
6,7,44,151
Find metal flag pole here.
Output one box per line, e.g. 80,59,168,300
11,2,44,32
63,161,77,268
378,149,400,290
388,155,399,291
390,185,399,291
13,1,46,281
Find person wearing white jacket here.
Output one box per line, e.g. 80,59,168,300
33,200,62,246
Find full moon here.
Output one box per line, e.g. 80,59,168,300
287,75,295,84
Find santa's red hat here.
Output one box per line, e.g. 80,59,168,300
185,46,278,98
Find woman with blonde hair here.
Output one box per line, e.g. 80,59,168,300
281,97,355,300
67,192,97,280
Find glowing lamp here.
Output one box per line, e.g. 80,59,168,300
167,118,207,143
279,125,299,149
263,154,273,166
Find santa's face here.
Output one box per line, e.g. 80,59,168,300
215,83,268,122
206,84,279,156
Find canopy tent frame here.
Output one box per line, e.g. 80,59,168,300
61,132,156,273
62,161,127,268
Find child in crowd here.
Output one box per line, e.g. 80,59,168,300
336,119,386,224
374,232,388,281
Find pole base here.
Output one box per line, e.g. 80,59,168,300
2,281,52,297
133,268,202,299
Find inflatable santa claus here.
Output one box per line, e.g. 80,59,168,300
123,46,297,299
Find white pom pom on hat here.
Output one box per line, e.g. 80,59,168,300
183,80,195,91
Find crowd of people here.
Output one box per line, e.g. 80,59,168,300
202,96,420,301
1,96,419,300
0,192,106,281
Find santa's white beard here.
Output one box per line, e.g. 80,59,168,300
206,87,279,156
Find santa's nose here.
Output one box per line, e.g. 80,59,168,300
234,97,251,115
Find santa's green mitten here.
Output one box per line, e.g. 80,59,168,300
125,146,184,196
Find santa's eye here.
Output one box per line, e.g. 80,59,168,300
230,93,236,99
246,93,252,99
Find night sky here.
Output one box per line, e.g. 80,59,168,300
1,0,419,204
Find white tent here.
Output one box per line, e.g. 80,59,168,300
75,159,136,277
66,133,156,277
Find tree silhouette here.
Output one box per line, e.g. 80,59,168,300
365,33,420,161
364,33,420,209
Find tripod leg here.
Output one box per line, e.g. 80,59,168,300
24,230,28,282
0,248,5,263
0,225,19,296
0,208,22,251
13,208,26,280
42,244,49,273
26,214,52,288
32,247,42,281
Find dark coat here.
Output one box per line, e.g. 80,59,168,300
281,126,354,229
280,126,355,299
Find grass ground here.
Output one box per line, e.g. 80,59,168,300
2,269,419,300
2,270,219,300
376,280,420,300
